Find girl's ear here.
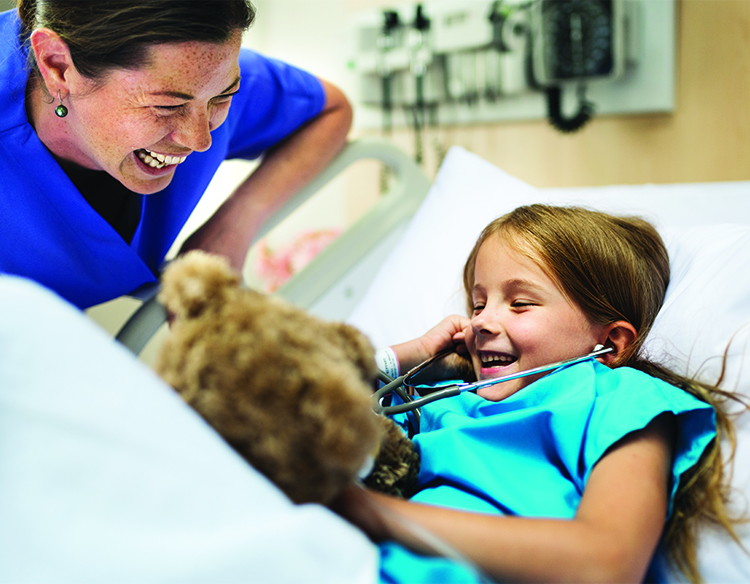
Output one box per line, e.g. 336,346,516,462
30,28,74,97
597,321,637,366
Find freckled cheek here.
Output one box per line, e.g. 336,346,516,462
117,120,170,156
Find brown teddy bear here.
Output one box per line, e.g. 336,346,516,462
154,251,419,505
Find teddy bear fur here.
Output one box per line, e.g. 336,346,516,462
154,251,418,505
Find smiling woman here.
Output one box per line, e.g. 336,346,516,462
0,0,352,308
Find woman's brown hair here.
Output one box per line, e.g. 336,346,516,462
17,0,255,81
463,204,745,583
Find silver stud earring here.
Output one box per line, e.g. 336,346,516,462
54,90,68,118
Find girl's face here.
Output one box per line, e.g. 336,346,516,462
465,234,605,402
58,33,242,194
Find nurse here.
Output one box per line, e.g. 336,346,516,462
1,0,353,309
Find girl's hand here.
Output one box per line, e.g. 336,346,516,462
391,315,470,373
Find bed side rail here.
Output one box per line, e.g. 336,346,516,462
115,138,430,354
275,139,430,313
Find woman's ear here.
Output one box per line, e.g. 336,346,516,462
597,321,637,366
30,28,74,97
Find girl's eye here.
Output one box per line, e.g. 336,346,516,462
511,300,535,308
472,304,485,314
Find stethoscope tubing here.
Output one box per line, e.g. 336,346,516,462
373,346,612,416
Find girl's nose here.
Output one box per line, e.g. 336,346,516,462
472,309,501,336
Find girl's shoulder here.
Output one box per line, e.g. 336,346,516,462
581,361,716,512
589,361,710,412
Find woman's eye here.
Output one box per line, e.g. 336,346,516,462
153,104,185,116
211,92,237,108
209,98,234,115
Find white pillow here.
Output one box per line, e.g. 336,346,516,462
348,146,750,582
0,275,378,584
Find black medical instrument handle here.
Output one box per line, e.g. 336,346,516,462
382,74,393,134
380,10,399,135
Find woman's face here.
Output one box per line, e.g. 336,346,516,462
60,32,242,194
465,234,605,402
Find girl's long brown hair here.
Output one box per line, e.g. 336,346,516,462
463,204,746,583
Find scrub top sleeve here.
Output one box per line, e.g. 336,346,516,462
224,49,326,161
582,367,716,517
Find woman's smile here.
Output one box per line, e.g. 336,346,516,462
135,148,189,170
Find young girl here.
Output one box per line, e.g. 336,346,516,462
333,205,742,584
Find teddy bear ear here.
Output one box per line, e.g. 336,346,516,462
158,251,241,319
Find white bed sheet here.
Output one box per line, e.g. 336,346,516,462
348,146,750,582
0,275,378,583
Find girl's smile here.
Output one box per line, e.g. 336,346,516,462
476,350,517,377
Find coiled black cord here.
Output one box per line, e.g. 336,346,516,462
546,84,595,133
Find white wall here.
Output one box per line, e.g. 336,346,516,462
244,0,355,96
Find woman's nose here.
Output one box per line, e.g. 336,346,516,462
172,110,212,152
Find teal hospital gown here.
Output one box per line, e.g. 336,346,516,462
379,359,716,583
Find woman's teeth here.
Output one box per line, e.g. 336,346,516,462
136,148,187,169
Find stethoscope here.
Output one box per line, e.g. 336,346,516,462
372,345,612,436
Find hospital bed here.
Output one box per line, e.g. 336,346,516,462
3,139,750,582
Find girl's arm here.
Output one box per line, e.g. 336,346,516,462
179,79,352,272
334,414,675,584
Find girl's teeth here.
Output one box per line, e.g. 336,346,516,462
481,355,515,366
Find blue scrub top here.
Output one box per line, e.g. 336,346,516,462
379,360,716,583
0,9,325,309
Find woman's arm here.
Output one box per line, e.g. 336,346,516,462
334,415,675,584
179,78,353,271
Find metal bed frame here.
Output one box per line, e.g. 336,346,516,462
115,138,431,354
